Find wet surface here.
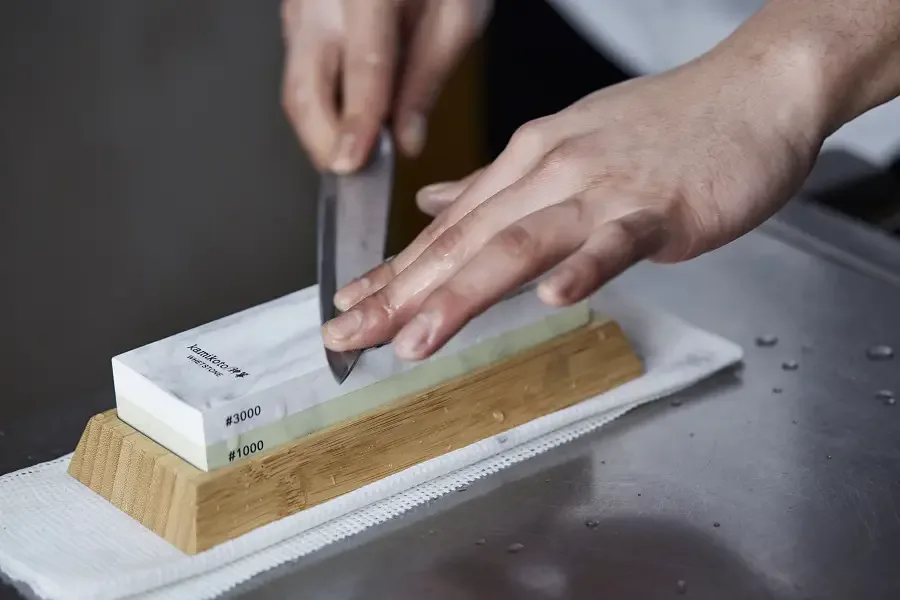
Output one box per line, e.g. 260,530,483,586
206,203,900,599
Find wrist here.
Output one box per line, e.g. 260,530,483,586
721,0,900,144
723,32,833,154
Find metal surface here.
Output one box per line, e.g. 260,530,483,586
317,129,395,382
4,190,900,598
217,196,900,600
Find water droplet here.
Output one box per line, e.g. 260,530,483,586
492,410,506,423
827,455,832,460
457,485,468,492
689,432,695,437
637,493,642,497
772,387,783,394
782,360,799,371
713,522,720,528
545,478,551,483
600,460,606,464
475,538,486,546
507,542,524,554
676,580,688,594
876,389,894,401
585,519,599,528
886,397,897,406
867,345,894,361
792,419,798,424
801,343,814,354
670,399,683,407
755,334,778,347
498,435,508,444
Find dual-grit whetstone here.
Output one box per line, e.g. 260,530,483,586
69,282,643,554
112,284,593,471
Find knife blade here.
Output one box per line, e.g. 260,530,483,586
317,128,395,383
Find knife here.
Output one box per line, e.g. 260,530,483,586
317,128,395,383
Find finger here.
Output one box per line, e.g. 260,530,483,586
324,149,592,350
332,0,397,173
391,199,593,360
537,220,649,307
415,167,485,216
333,258,397,311
392,2,484,157
332,118,576,308
282,37,342,170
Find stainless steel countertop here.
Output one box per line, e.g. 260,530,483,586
4,194,900,599
223,197,900,600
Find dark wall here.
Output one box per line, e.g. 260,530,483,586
483,0,632,159
0,2,318,432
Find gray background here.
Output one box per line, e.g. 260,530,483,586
0,0,317,460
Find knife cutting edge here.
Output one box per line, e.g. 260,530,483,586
317,128,395,383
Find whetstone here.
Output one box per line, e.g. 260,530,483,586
68,312,643,554
110,284,594,471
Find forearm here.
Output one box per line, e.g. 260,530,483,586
720,0,900,142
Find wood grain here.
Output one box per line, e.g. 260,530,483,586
68,317,642,554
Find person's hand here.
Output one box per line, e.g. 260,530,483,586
281,0,492,172
319,44,829,361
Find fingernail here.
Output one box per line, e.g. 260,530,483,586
400,112,426,157
331,133,357,173
333,277,370,311
324,309,362,341
395,311,438,359
538,278,571,306
417,182,455,201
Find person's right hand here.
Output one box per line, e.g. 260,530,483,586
281,0,493,173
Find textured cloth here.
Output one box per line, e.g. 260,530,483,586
0,287,742,600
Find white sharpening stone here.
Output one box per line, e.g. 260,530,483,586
113,284,591,471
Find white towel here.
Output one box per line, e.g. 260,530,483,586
0,286,743,600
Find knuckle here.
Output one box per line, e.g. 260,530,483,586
509,118,553,156
491,223,538,263
362,287,395,326
347,53,387,76
280,85,300,119
538,142,586,186
428,285,467,316
420,212,451,244
564,195,592,227
428,222,468,260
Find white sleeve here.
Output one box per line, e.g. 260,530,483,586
543,0,900,165
544,0,763,75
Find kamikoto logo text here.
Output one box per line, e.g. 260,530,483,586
186,344,249,379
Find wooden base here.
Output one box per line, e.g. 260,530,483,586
68,318,643,554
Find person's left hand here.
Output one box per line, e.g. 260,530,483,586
319,48,825,361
